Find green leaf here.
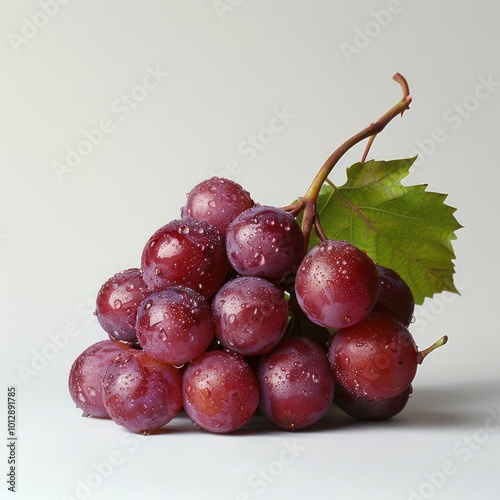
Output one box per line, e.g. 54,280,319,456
301,157,462,305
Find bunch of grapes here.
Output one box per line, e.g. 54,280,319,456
68,173,446,435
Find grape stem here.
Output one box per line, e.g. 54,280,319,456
285,73,412,251
416,335,448,364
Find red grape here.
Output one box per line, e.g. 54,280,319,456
225,205,305,281
141,218,228,298
135,286,214,366
334,382,412,420
102,350,182,434
95,268,151,343
181,176,253,237
257,336,334,430
68,340,132,418
373,264,415,327
182,350,259,433
328,313,418,401
295,239,380,329
212,277,289,356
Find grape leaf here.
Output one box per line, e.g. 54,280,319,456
303,157,462,305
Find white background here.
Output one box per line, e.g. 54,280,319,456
1,1,499,499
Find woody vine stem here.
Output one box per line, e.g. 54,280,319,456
283,73,412,251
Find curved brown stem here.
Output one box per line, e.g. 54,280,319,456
299,73,412,250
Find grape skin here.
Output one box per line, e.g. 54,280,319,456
334,382,412,420
225,205,305,281
182,351,260,433
95,268,151,343
212,276,289,356
141,218,228,299
135,286,214,366
295,239,380,329
328,313,418,401
68,340,132,418
257,336,335,431
373,264,415,327
102,350,183,434
181,176,253,237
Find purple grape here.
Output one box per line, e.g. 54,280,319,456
95,268,151,343
182,350,260,433
141,218,228,299
181,176,253,237
135,286,214,366
295,239,380,329
257,336,334,430
68,340,132,418
373,264,415,326
225,205,305,281
102,350,183,434
328,313,418,401
334,382,412,421
212,277,289,356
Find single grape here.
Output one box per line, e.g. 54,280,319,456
257,336,334,431
141,218,228,298
181,176,253,237
328,313,418,401
102,350,182,434
372,264,415,326
182,350,259,433
295,239,380,329
95,268,151,343
334,382,412,420
135,286,214,366
212,276,289,356
68,340,132,418
225,205,305,281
